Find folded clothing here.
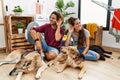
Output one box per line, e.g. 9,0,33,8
86,23,97,39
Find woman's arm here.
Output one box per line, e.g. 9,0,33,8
65,25,74,46
82,37,90,55
65,32,72,46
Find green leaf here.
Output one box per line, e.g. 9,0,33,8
55,0,76,28
64,1,75,10
13,6,24,12
16,22,24,28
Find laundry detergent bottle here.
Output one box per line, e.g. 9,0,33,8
36,0,41,14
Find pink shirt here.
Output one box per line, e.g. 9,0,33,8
33,23,65,50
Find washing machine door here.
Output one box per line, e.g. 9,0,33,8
25,21,39,44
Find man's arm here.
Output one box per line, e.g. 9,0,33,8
55,19,63,41
30,29,43,52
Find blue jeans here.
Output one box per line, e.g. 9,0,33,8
41,39,59,55
27,30,59,55
77,47,98,60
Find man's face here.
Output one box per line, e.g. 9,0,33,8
49,14,57,25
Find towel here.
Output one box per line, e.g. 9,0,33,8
86,23,97,39
109,9,120,42
112,9,120,30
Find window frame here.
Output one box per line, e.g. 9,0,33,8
78,0,112,30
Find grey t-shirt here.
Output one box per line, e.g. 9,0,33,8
72,29,90,45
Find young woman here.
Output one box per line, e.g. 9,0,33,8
65,17,100,60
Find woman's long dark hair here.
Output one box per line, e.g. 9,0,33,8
68,17,86,48
78,29,86,48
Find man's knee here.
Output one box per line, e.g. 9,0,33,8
46,51,57,60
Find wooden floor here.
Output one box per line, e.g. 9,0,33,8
0,49,120,80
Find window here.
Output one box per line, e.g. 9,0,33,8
78,0,112,30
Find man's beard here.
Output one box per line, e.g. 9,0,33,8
51,21,57,27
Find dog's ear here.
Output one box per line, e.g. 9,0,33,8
67,46,77,50
66,46,72,50
34,55,41,60
21,51,30,59
60,46,65,50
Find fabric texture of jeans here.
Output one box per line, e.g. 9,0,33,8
41,39,59,55
77,47,98,60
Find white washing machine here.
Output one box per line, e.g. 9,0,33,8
25,14,49,44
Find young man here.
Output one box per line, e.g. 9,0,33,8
30,11,65,60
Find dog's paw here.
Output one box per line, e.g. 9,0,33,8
47,63,52,67
47,61,54,67
0,62,4,66
0,63,3,66
56,68,63,73
35,74,41,79
78,76,82,80
56,70,62,73
78,72,84,79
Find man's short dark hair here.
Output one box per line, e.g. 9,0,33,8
50,11,64,23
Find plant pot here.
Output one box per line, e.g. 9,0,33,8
14,12,22,15
18,28,23,34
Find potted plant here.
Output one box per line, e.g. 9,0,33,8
13,6,24,15
16,22,24,33
55,0,75,28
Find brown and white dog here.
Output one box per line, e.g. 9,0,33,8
48,46,86,79
0,49,47,80
9,51,47,80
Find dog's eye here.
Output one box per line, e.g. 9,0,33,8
23,61,32,67
71,49,74,51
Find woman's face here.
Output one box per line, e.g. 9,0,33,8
74,19,82,31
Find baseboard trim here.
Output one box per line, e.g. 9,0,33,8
0,46,120,53
103,46,120,52
0,47,6,53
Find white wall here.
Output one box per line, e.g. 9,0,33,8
0,26,5,48
0,0,120,48
4,0,56,16
3,0,78,17
0,0,78,48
